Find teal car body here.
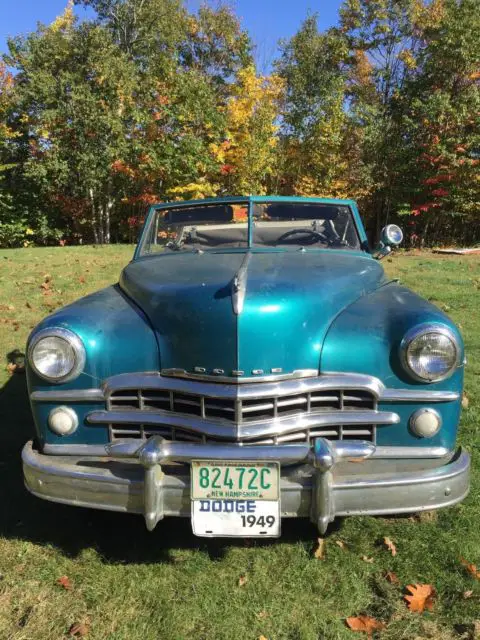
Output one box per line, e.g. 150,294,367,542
22,196,470,536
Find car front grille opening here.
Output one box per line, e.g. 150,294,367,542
108,387,376,424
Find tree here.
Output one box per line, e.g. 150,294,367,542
275,17,351,198
399,0,480,245
7,5,139,242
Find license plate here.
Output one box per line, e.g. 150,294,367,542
191,460,280,537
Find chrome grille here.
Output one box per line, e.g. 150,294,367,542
108,388,376,423
108,423,377,445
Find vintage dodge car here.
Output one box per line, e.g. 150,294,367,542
22,196,470,537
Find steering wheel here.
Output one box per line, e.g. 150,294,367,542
276,228,328,245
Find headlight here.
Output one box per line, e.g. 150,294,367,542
400,324,460,382
28,328,86,383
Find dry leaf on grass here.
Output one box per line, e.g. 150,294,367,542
404,584,436,612
68,622,89,637
463,590,474,599
6,361,24,375
383,537,397,556
384,571,399,584
336,540,346,550
346,614,386,637
256,611,269,620
314,537,326,559
462,392,469,409
361,556,374,564
238,574,248,587
258,636,268,640
460,558,480,579
56,575,73,590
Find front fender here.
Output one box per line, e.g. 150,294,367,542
26,285,159,448
320,282,464,450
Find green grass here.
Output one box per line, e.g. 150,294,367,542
0,247,478,640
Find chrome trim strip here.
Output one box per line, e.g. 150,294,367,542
44,443,109,456
40,442,453,459
104,372,384,399
371,446,451,459
380,388,459,402
232,251,251,315
159,368,319,384
31,389,105,403
87,408,400,440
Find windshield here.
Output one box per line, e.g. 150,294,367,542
138,201,361,256
252,203,360,250
139,203,249,255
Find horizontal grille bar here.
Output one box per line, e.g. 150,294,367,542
106,423,377,446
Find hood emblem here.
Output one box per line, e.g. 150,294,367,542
231,252,251,315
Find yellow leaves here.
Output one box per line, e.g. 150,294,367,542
353,50,374,86
219,65,285,194
411,0,445,31
49,0,75,33
167,180,219,201
398,49,417,70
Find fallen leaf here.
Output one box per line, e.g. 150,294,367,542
336,540,346,550
68,622,89,637
79,276,86,284
460,558,480,579
384,571,399,584
462,393,469,409
346,614,386,637
404,584,436,612
56,575,73,591
361,556,374,564
238,574,248,587
256,611,268,620
383,537,397,557
258,636,268,640
314,538,326,560
463,590,473,599
25,301,33,309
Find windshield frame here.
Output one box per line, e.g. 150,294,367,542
134,196,369,259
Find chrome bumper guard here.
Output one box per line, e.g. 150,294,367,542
22,438,470,535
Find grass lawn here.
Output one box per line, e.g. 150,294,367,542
0,246,478,640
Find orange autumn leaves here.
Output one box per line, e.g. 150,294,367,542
314,537,479,637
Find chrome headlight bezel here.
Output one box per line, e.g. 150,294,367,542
28,327,86,384
399,324,461,383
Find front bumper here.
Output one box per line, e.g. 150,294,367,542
22,438,470,535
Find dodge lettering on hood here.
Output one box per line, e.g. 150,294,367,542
23,196,470,538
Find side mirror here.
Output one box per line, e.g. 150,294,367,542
374,224,403,259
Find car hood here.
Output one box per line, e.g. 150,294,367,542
120,250,386,377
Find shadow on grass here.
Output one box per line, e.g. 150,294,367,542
0,368,327,564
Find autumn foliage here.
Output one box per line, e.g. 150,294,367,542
0,0,478,246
